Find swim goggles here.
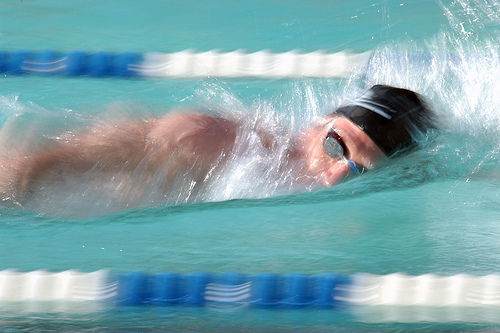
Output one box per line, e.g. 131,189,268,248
323,129,362,175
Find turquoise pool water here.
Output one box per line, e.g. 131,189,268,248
2,0,500,331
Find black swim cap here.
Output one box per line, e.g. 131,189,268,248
335,85,435,157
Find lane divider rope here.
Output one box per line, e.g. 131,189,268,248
2,270,500,322
0,50,372,78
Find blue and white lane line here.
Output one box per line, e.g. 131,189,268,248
1,270,500,323
0,50,372,78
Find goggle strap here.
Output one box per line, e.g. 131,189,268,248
345,158,361,175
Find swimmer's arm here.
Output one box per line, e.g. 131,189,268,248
1,119,152,198
2,113,238,198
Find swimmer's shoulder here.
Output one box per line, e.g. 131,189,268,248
147,111,238,144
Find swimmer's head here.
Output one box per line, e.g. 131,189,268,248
334,85,436,157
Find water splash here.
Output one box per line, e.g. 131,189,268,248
351,0,500,192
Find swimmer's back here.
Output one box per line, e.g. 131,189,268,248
1,112,238,199
145,112,238,176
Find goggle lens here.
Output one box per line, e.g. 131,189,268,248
323,129,362,175
323,129,347,159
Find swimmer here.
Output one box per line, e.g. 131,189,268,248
294,84,435,185
0,85,434,207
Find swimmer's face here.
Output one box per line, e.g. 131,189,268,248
324,116,386,171
302,115,386,186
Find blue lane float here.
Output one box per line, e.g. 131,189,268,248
0,50,141,77
114,271,350,307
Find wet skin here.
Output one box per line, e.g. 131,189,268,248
0,112,386,201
